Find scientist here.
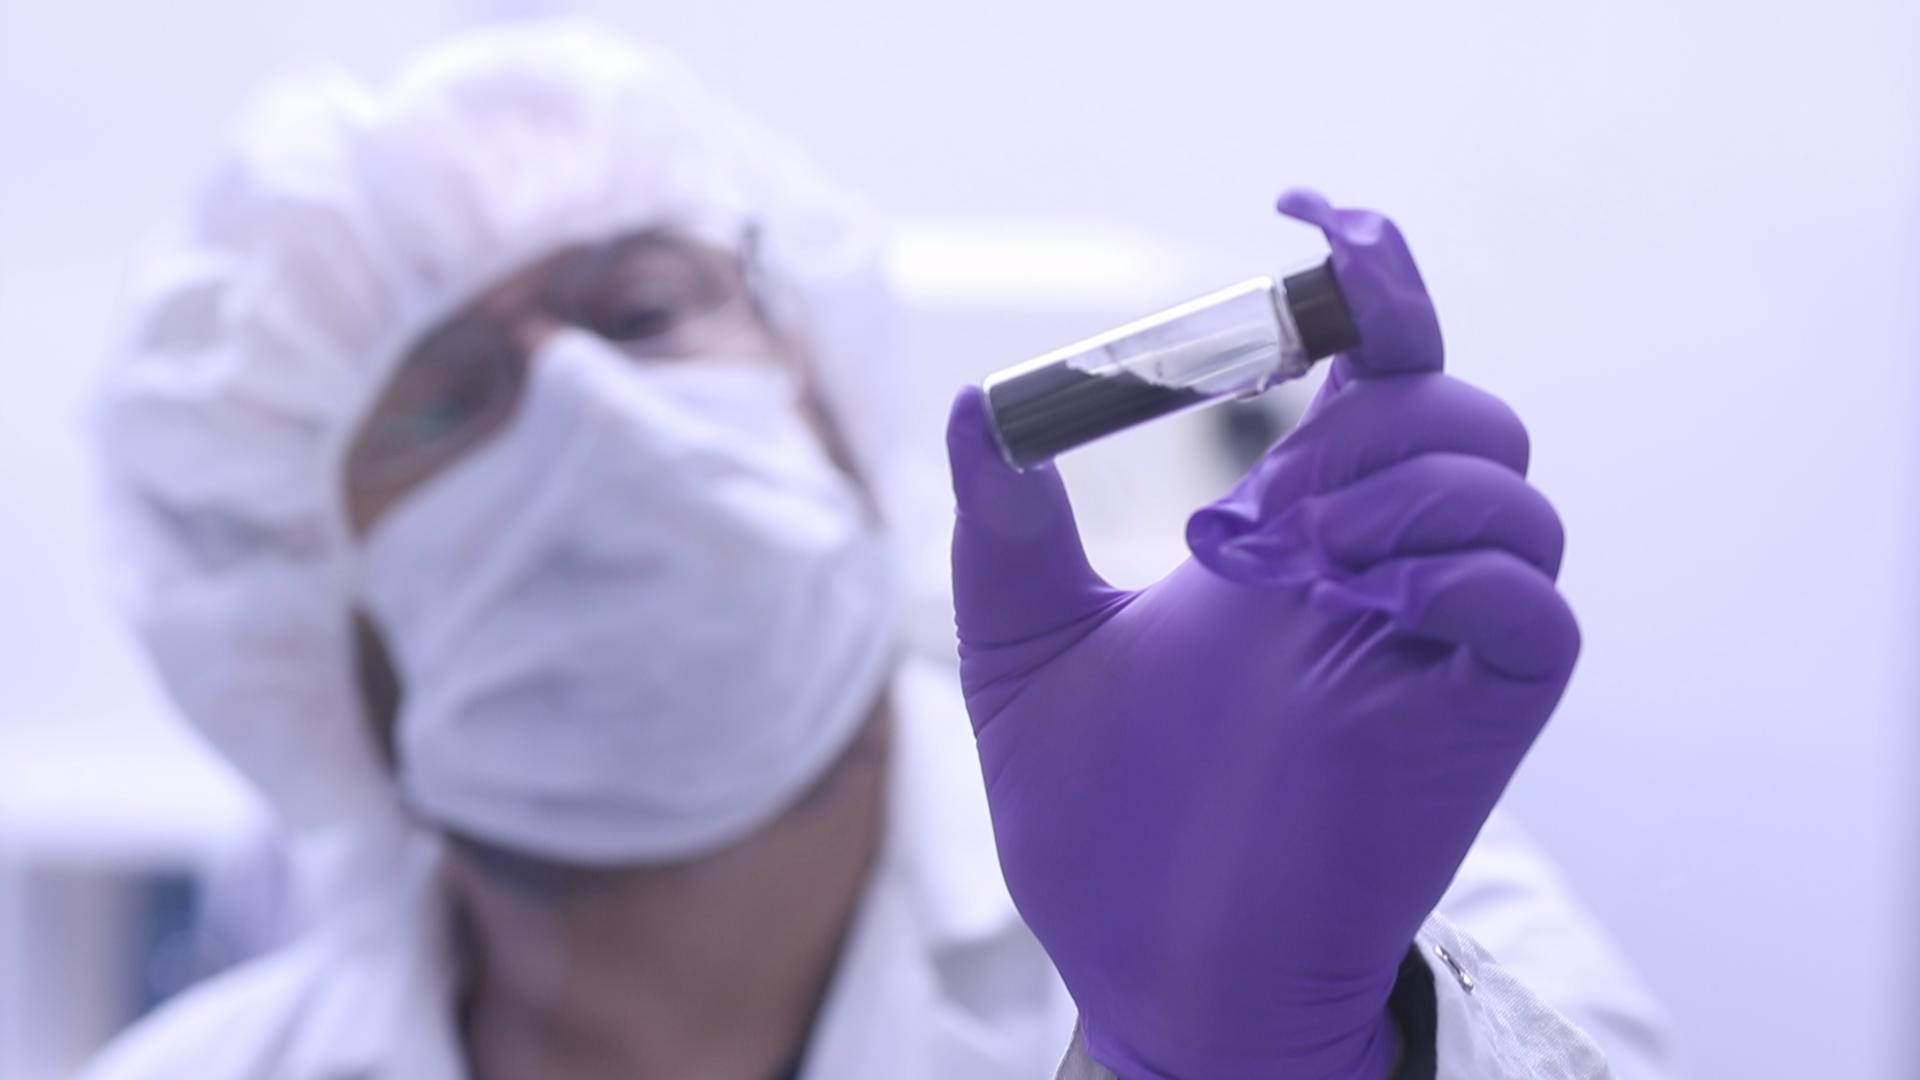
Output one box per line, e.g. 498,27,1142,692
80,19,1675,1080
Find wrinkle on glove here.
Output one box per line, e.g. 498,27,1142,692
948,191,1580,1080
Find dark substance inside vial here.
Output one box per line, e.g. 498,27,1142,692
987,363,1206,469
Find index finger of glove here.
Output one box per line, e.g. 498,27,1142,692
1190,375,1531,577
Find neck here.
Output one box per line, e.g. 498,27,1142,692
454,706,890,1080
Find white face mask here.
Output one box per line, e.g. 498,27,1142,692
351,330,898,864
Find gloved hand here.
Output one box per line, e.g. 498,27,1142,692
946,190,1580,1080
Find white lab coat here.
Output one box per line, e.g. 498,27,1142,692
77,660,1675,1080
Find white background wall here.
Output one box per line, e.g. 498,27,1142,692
2,1,1916,1078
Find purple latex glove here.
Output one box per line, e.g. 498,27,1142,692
946,190,1580,1080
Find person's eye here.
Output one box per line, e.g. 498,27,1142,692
412,386,489,442
596,304,680,344
368,353,510,458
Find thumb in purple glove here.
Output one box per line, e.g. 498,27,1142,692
948,192,1580,1080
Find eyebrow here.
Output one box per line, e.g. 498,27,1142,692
397,229,745,373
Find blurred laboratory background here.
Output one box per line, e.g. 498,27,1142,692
2,1,1916,1077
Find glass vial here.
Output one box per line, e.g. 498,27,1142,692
982,260,1359,471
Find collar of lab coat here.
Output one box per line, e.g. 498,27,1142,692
879,656,1025,947
786,655,1067,1078
87,656,1060,1080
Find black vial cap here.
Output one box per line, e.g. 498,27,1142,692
1282,259,1361,360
